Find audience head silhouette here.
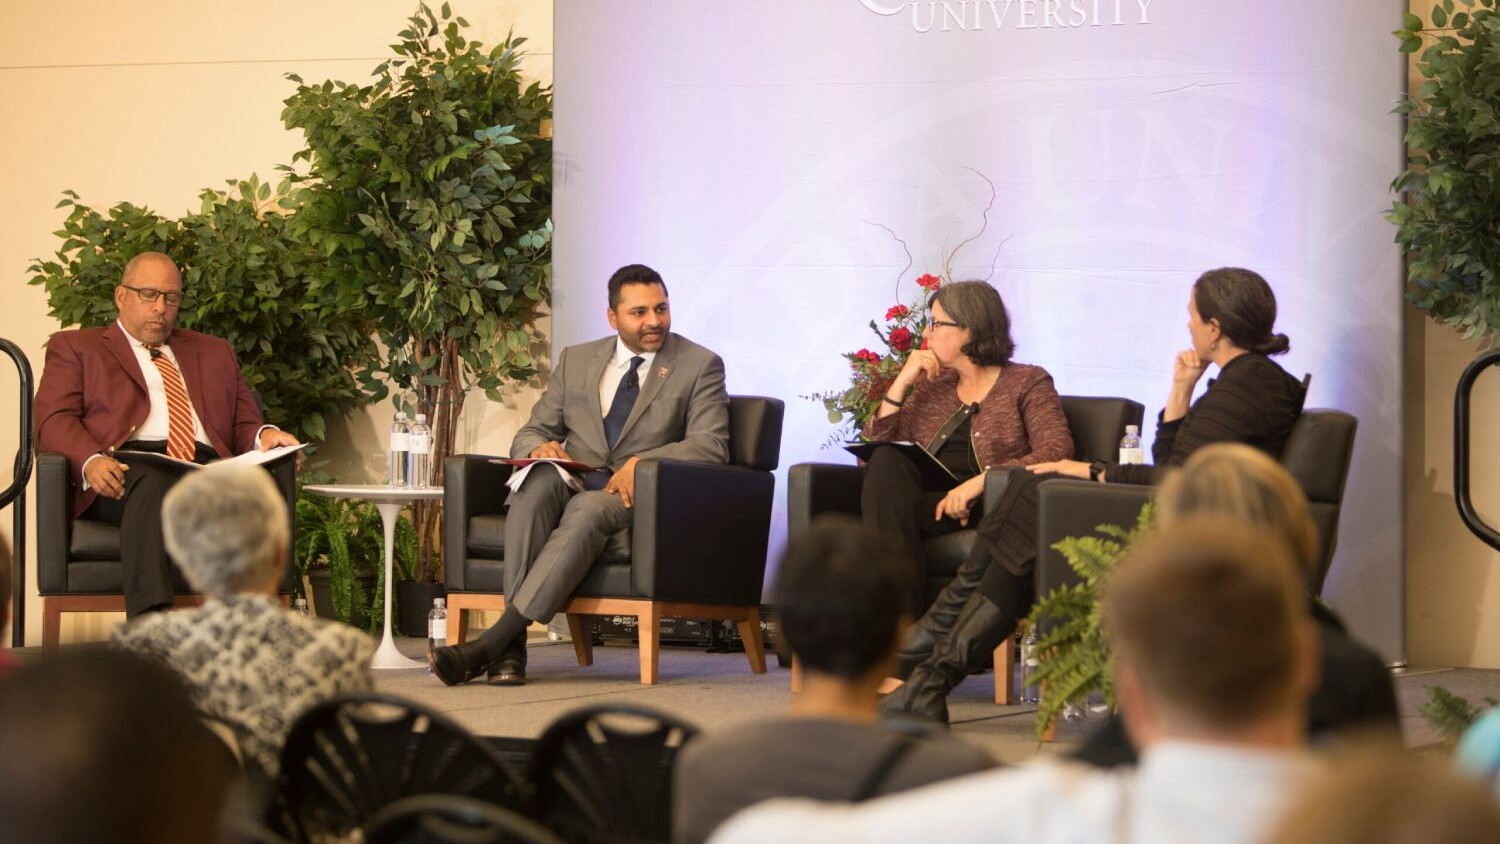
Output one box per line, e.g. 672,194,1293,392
0,647,235,844
775,516,916,681
1106,518,1313,746
1156,442,1319,578
162,462,288,599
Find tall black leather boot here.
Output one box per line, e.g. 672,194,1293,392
891,543,992,679
882,591,1012,723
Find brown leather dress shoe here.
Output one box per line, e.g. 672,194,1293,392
429,640,492,686
486,640,527,686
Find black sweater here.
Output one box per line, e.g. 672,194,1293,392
1110,353,1306,486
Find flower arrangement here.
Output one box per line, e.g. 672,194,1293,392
806,272,945,444
805,169,1002,446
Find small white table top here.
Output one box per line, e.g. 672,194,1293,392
303,484,445,502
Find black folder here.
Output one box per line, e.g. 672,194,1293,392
843,440,956,486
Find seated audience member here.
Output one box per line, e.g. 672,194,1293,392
113,462,374,784
888,267,1305,721
708,518,1318,844
1267,744,1500,844
672,516,994,844
0,534,20,679
862,280,1072,621
1457,705,1500,797
0,647,236,844
1071,443,1398,767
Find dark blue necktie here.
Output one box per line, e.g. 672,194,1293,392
603,356,645,448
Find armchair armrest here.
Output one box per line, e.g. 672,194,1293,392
1035,479,1152,599
631,458,775,605
37,452,71,594
442,455,514,592
787,462,864,541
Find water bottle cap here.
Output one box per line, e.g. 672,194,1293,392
416,413,428,423
434,598,445,607
395,411,407,420
1125,425,1139,434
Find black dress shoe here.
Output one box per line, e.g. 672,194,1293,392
429,640,492,686
487,639,527,686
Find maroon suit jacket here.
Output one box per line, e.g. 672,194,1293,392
35,323,265,517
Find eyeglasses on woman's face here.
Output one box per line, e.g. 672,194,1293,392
927,318,963,330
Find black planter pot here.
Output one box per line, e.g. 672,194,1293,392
396,580,447,637
307,568,378,631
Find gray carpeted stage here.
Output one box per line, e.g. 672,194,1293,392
374,633,1491,764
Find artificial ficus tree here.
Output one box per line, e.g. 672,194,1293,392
282,2,553,581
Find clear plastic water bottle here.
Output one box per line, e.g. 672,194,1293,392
1020,625,1040,704
1118,424,1143,466
293,597,310,618
427,598,448,674
409,413,432,489
388,411,410,487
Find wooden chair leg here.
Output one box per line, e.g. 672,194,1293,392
43,598,62,654
565,613,594,666
790,655,803,693
994,635,1016,705
638,603,661,685
735,611,767,674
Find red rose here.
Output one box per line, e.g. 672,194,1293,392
851,348,880,367
889,327,913,352
916,273,942,291
885,304,910,321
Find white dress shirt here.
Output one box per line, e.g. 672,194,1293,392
598,337,657,416
707,741,1314,844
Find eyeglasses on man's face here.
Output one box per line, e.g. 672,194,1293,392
120,284,186,307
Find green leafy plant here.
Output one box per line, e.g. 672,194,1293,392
1027,503,1154,738
1391,1,1500,340
1419,685,1498,747
26,177,380,445
294,477,418,633
281,2,553,582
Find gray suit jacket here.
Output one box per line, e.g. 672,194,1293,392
511,332,730,470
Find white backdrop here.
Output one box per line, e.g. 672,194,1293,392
553,0,1408,660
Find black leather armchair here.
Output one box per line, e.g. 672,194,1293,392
1034,408,1359,603
36,452,297,651
442,395,784,685
787,396,1146,608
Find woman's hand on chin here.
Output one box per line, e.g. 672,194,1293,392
1027,459,1090,479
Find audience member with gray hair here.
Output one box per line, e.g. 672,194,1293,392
114,462,373,785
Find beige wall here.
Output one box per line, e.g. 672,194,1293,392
0,1,553,645
5,3,1499,666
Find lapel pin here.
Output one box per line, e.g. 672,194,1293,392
656,366,670,379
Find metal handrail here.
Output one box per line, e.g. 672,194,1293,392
0,338,33,647
1454,347,1500,552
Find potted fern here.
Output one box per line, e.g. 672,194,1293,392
1026,504,1153,738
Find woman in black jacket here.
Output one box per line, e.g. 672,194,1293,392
885,267,1307,721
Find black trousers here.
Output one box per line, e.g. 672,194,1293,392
86,440,215,617
860,447,980,614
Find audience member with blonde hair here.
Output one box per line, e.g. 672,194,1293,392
1072,443,1398,767
708,519,1318,844
1267,743,1500,844
113,462,374,786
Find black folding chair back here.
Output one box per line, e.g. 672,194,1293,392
276,693,529,841
365,795,563,844
529,705,700,844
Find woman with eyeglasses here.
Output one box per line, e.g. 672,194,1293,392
861,280,1073,664
884,267,1307,722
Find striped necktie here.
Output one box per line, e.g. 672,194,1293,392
148,347,197,461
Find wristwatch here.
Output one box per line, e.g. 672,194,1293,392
1088,459,1109,481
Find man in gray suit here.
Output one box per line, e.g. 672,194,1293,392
431,264,730,686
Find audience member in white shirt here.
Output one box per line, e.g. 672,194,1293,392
709,517,1320,844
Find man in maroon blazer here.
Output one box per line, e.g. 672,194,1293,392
35,252,300,617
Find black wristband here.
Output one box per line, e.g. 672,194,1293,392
882,393,905,407
1089,459,1109,481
